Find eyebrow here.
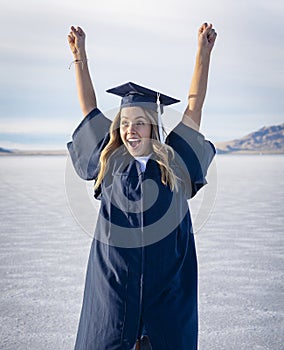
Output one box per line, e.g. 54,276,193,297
120,116,148,121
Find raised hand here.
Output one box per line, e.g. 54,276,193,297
67,25,97,115
182,23,217,130
68,26,86,58
197,23,217,54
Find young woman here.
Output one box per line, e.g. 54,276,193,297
67,23,217,350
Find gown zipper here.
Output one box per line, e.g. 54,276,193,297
136,167,145,342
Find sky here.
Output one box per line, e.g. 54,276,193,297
0,0,283,149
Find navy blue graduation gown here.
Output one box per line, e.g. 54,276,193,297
67,108,215,350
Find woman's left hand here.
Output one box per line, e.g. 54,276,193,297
197,23,217,54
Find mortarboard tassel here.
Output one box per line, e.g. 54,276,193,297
157,93,165,144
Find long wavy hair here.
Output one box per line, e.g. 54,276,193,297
94,108,178,191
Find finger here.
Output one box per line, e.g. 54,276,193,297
203,23,213,37
70,26,81,39
73,26,85,35
69,30,75,38
199,22,208,34
208,27,216,37
71,27,86,40
208,30,217,44
68,31,76,41
208,29,216,38
67,34,75,44
77,27,84,37
77,26,86,38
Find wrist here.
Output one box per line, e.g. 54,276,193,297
73,50,87,61
197,46,211,58
68,56,88,70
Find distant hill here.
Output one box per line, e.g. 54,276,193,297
0,148,67,156
215,123,284,154
0,147,13,153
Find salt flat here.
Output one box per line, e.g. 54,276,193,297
0,155,283,349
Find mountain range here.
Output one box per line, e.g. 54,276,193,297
0,147,67,156
215,123,284,154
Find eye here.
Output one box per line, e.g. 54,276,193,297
136,121,145,126
121,120,129,127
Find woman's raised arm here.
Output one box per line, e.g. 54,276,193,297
68,26,97,116
182,23,217,131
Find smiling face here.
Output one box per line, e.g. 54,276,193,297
119,106,152,157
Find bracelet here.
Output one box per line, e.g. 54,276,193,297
68,58,88,70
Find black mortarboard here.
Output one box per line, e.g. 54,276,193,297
106,82,180,143
106,82,180,113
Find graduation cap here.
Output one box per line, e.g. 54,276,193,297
106,82,180,143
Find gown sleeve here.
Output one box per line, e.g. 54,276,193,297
166,122,216,198
67,108,111,180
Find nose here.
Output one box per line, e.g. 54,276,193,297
127,122,136,134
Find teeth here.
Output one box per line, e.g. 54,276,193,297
128,139,141,147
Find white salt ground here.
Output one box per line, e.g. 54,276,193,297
0,155,283,350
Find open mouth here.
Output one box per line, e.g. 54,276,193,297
127,138,141,149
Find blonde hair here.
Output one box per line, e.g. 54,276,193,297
94,108,178,191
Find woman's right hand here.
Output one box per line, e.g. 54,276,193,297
68,26,86,58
